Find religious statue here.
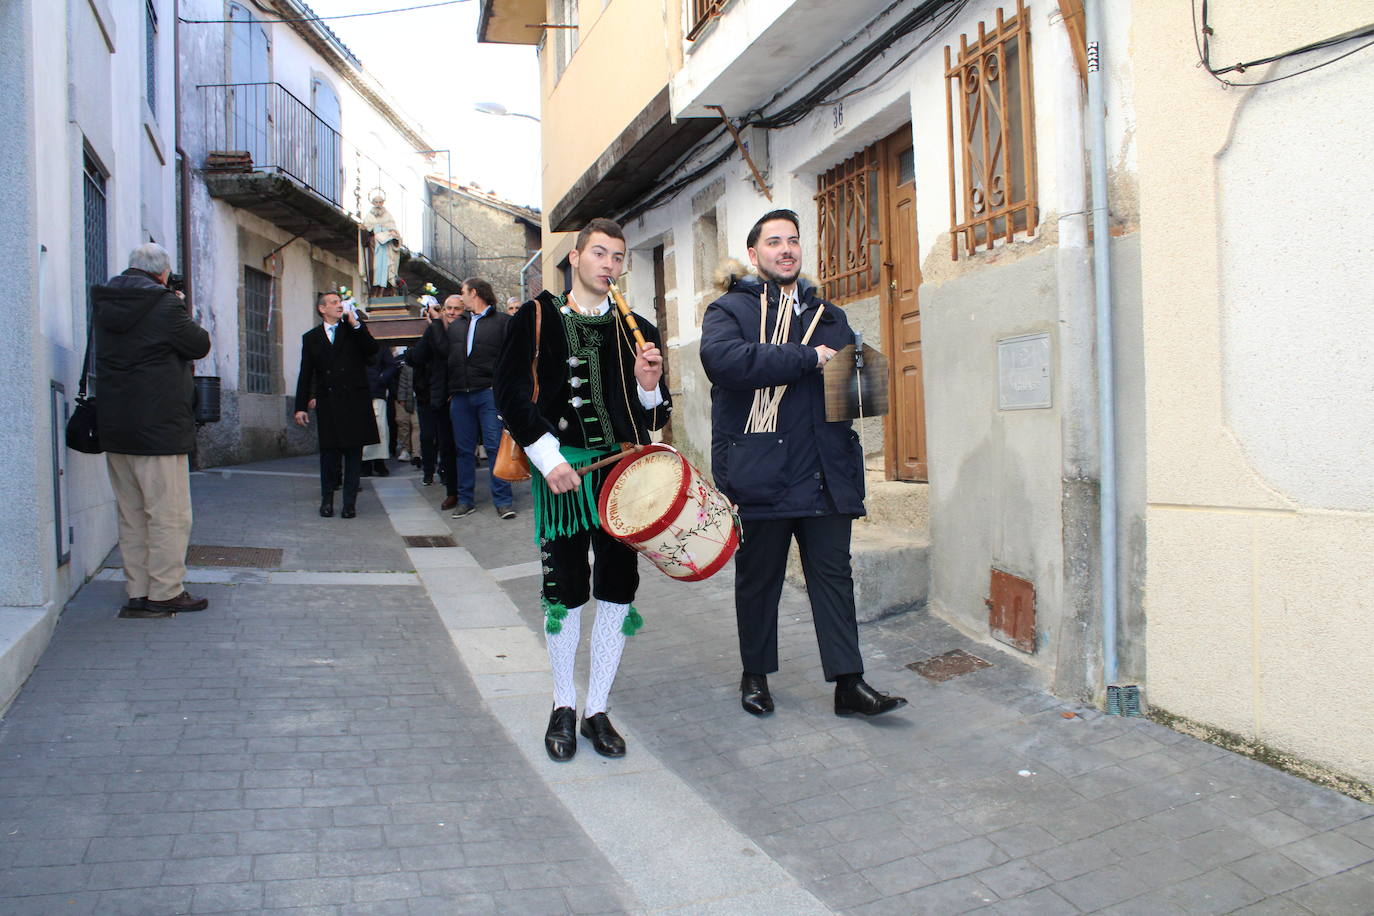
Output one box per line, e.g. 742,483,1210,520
361,189,401,295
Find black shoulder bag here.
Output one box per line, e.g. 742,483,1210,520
65,314,102,454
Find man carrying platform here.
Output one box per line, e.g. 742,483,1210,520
494,218,671,761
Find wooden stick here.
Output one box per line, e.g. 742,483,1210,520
577,444,643,477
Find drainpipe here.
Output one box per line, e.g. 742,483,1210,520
518,250,539,302
1085,0,1124,707
174,0,193,307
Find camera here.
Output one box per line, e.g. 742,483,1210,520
167,273,186,294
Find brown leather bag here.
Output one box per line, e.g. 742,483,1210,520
493,301,540,482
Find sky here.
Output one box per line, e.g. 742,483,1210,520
314,0,543,208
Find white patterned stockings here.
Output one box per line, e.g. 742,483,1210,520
544,600,629,715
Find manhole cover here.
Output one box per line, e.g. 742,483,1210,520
186,545,283,568
907,649,992,683
403,535,456,548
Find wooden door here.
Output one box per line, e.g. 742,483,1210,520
651,245,673,444
880,127,927,481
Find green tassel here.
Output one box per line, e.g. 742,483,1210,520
621,605,643,636
542,600,568,634
530,445,609,544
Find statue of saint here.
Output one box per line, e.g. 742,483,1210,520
362,190,401,294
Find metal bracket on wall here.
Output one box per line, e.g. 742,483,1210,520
706,105,773,202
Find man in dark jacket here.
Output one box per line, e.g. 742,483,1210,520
443,277,513,519
93,243,212,618
700,210,907,720
362,344,399,478
405,295,460,508
293,291,379,518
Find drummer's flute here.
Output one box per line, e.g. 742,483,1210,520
577,280,649,476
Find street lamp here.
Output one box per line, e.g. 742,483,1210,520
474,101,540,122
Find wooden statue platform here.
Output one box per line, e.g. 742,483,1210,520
363,296,428,345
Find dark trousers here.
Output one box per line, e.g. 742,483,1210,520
541,526,640,610
320,447,363,506
417,403,439,477
734,515,863,682
450,388,512,508
418,402,457,495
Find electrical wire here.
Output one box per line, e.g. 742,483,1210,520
1193,0,1374,87
179,0,466,25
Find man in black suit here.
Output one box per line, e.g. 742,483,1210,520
293,291,380,518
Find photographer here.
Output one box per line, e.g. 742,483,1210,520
93,243,212,618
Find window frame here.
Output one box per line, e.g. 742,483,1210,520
814,143,882,304
242,265,276,395
943,0,1038,260
145,0,158,116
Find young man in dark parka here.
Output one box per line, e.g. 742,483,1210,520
700,209,907,720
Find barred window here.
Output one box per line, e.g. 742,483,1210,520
145,0,158,115
83,153,108,392
243,266,274,394
815,143,880,303
944,0,1038,259
687,0,728,41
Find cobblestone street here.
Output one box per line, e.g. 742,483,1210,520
0,458,1369,914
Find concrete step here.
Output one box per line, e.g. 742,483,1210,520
786,471,931,623
861,468,929,531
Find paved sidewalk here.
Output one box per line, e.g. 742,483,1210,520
0,456,1369,914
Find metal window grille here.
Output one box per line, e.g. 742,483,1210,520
243,266,274,394
814,144,881,303
145,0,158,115
944,0,1038,260
82,153,108,391
687,0,728,41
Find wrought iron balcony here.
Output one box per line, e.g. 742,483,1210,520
198,81,344,206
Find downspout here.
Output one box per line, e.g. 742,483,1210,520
518,250,539,302
1085,0,1125,708
174,0,193,307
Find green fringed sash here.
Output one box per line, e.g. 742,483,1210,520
531,444,612,544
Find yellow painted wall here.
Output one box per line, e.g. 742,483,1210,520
538,0,683,287
1134,2,1374,783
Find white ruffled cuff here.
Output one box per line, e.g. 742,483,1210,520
524,433,567,477
637,385,664,410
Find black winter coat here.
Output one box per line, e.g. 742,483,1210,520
92,270,211,455
367,345,400,400
443,307,510,395
404,319,448,408
293,321,381,450
700,276,865,520
495,292,671,452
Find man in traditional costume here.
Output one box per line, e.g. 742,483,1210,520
700,209,908,719
494,218,670,761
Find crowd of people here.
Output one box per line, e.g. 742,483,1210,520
94,211,907,764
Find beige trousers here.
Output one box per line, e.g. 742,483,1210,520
394,401,419,455
105,453,193,601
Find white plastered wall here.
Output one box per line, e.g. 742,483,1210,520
1135,2,1374,782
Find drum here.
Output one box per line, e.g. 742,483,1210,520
598,444,739,581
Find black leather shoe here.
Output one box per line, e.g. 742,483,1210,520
374,460,390,477
579,712,626,758
740,673,774,716
146,591,208,613
320,497,334,518
120,596,148,612
341,505,357,519
545,706,576,762
834,679,908,717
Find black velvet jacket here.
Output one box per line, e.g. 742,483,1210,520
494,290,671,453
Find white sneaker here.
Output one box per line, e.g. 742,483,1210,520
397,449,411,461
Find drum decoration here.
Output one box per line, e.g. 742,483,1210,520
598,444,740,581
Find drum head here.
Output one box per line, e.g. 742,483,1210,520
600,447,688,538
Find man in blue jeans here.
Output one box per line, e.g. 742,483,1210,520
444,277,515,518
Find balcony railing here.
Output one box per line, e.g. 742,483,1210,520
686,0,728,41
198,81,482,286
199,81,343,206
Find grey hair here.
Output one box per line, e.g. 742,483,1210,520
128,243,172,276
